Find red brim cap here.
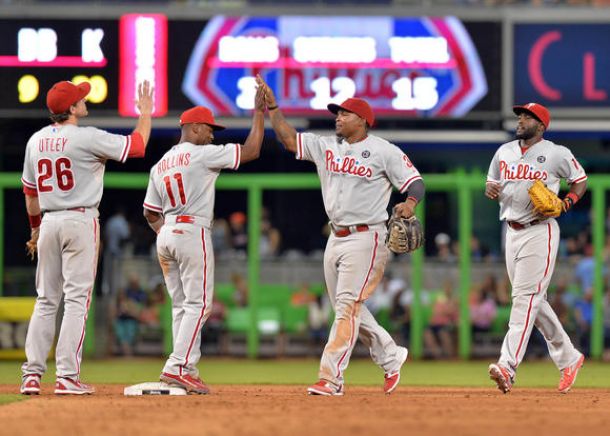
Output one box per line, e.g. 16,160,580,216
512,103,550,129
179,106,226,130
327,98,375,127
46,81,91,114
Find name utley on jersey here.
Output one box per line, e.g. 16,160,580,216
21,124,135,212
143,142,241,225
487,139,587,223
297,132,422,226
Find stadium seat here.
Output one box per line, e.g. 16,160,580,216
283,306,309,334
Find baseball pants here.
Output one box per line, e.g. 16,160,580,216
157,222,214,378
499,219,581,377
320,227,405,387
22,210,99,380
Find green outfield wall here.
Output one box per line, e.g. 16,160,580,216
0,171,606,359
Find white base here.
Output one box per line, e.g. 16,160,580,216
123,382,187,396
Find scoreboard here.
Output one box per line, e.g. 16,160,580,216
0,15,500,119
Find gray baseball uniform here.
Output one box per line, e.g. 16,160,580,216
21,123,139,380
487,138,586,378
297,131,420,387
143,141,240,378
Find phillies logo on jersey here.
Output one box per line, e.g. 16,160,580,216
500,160,548,181
325,150,373,178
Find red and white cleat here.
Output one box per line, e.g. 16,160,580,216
307,380,344,396
160,372,210,395
558,354,584,394
488,363,513,394
384,346,409,395
54,377,95,395
20,374,41,395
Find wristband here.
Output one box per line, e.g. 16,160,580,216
406,196,419,205
267,105,279,111
564,192,580,208
28,214,42,229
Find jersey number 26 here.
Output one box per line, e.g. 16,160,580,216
37,157,74,192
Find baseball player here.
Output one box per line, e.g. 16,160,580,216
257,75,424,395
486,103,587,394
20,80,154,395
142,87,266,394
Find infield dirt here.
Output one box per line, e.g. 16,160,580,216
0,384,608,436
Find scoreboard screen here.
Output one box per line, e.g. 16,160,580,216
0,15,499,119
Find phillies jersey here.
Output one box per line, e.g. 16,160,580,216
297,132,422,226
21,124,135,212
143,142,241,223
487,139,587,223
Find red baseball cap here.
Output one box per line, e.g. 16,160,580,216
46,81,91,114
328,98,375,127
513,103,551,129
179,106,225,130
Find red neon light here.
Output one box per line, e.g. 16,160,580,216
0,56,107,68
583,52,607,101
119,14,168,117
528,31,562,101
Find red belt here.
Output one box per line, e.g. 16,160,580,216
507,219,542,230
333,224,369,237
176,215,195,224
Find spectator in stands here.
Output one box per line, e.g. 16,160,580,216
308,294,330,348
548,277,573,329
231,272,248,307
260,207,281,258
574,290,593,357
102,208,130,295
201,295,227,352
575,244,605,293
291,282,314,306
139,277,166,329
423,281,458,358
366,274,406,315
470,287,497,334
212,218,231,258
604,288,610,361
391,290,411,346
229,212,248,253
113,274,147,356
434,233,456,263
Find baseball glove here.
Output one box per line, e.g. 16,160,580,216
386,214,424,254
25,239,37,260
528,179,562,218
25,227,40,261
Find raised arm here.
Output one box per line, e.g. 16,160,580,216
240,83,265,164
133,80,154,147
256,75,297,153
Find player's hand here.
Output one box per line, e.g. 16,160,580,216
485,182,501,200
256,75,277,109
254,82,266,113
393,201,415,219
136,80,154,116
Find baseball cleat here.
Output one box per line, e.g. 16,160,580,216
160,372,210,395
384,346,409,395
20,374,41,395
488,364,513,394
307,380,344,396
54,377,95,395
558,354,584,394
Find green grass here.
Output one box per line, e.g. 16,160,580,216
1,358,609,388
0,394,28,405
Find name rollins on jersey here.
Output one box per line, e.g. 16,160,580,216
500,160,548,181
38,137,67,152
157,153,191,174
325,150,373,178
